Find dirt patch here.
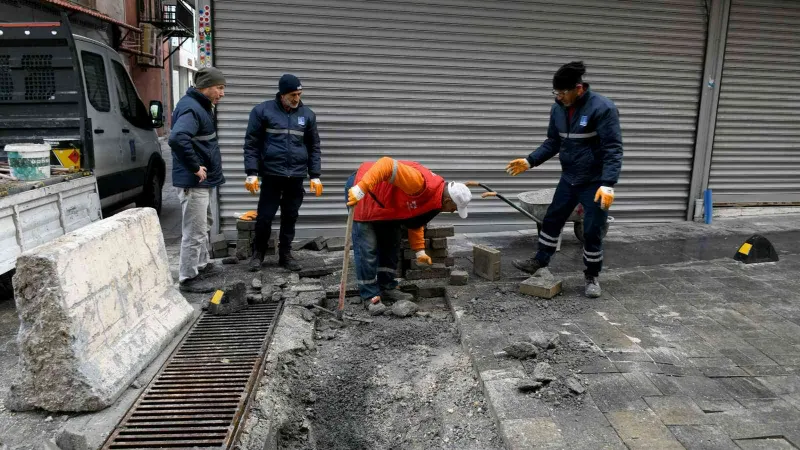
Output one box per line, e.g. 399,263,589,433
240,296,502,450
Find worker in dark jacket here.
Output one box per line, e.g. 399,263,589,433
243,74,322,272
169,67,226,292
506,61,623,298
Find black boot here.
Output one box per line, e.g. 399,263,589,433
279,252,301,272
512,257,543,274
249,251,264,272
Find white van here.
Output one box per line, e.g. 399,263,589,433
0,18,166,214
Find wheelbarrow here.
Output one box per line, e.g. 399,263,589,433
465,182,613,250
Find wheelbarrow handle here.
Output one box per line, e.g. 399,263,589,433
465,181,539,223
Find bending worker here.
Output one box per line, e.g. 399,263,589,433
506,61,623,298
243,74,322,272
346,157,472,315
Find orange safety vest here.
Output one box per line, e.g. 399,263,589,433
354,160,445,222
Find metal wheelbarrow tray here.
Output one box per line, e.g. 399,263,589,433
467,182,612,243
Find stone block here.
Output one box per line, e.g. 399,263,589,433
8,208,193,412
298,267,336,278
392,300,418,317
208,282,248,316
449,270,469,286
519,269,562,299
211,235,228,251
473,244,501,281
212,248,229,260
237,229,254,240
325,236,346,251
405,263,450,280
293,291,326,308
424,224,454,238
428,238,448,249
290,283,324,293
237,219,256,231
433,256,455,267
399,280,446,299
426,248,449,258
306,236,327,251
291,238,315,251
236,239,252,260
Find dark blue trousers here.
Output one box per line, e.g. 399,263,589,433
253,175,305,256
534,178,608,277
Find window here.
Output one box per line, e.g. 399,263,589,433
81,51,110,112
111,60,151,129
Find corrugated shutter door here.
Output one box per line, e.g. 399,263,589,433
213,0,707,236
709,0,800,204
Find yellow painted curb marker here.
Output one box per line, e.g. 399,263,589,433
210,290,224,305
738,243,753,255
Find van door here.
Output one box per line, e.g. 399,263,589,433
76,46,121,183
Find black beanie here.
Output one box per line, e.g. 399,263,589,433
194,67,226,89
278,74,302,95
553,61,586,90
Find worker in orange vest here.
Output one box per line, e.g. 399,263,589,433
346,157,472,315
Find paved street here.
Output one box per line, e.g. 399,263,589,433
447,215,800,449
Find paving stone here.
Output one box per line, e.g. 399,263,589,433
701,366,750,378
516,379,543,393
237,229,254,240
324,236,346,251
667,425,740,450
735,437,796,449
529,331,560,350
211,234,228,251
503,342,539,359
714,377,778,400
291,238,315,251
235,239,252,260
424,224,454,238
405,264,449,280
304,236,327,251
222,256,239,265
644,395,710,425
565,376,586,394
621,372,663,397
482,377,552,420
290,283,324,293
605,410,685,450
755,375,800,396
236,219,256,230
449,270,469,286
550,399,627,449
613,361,662,374
473,244,501,281
398,279,446,298
533,362,557,382
428,237,448,249
298,267,336,278
583,373,649,412
499,418,567,450
519,269,562,299
391,300,418,317
293,291,326,308
431,255,455,267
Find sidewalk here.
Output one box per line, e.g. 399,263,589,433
446,214,800,449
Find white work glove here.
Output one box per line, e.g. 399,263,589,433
594,186,615,211
347,185,365,206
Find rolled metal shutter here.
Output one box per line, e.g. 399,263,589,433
213,0,707,236
709,0,800,204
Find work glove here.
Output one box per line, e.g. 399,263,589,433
347,185,365,206
506,158,531,176
309,178,323,197
415,250,433,266
240,210,257,221
245,176,259,194
594,186,615,211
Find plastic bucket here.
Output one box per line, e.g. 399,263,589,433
6,143,51,181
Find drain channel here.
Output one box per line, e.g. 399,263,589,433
102,302,283,449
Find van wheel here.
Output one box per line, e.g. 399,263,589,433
137,170,163,215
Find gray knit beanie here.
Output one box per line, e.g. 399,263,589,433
195,67,226,89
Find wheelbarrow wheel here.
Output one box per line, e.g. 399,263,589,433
574,221,611,244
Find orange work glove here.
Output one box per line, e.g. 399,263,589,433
594,186,615,211
240,210,257,221
309,178,323,197
505,158,531,176
245,176,259,194
347,184,366,206
415,250,432,266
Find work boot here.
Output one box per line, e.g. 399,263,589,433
198,263,223,278
585,275,602,298
279,253,302,272
364,296,388,316
512,257,543,275
179,276,216,293
249,251,264,272
381,288,414,303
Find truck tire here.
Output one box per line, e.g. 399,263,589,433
137,169,163,215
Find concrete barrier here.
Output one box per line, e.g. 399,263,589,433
8,208,194,412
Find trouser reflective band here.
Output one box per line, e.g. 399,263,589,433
538,230,560,248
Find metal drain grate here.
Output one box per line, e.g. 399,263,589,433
102,302,283,449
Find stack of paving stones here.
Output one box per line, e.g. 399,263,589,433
210,235,229,259
399,224,455,280
235,218,276,260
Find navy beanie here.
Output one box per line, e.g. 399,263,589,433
278,74,302,95
553,61,586,90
